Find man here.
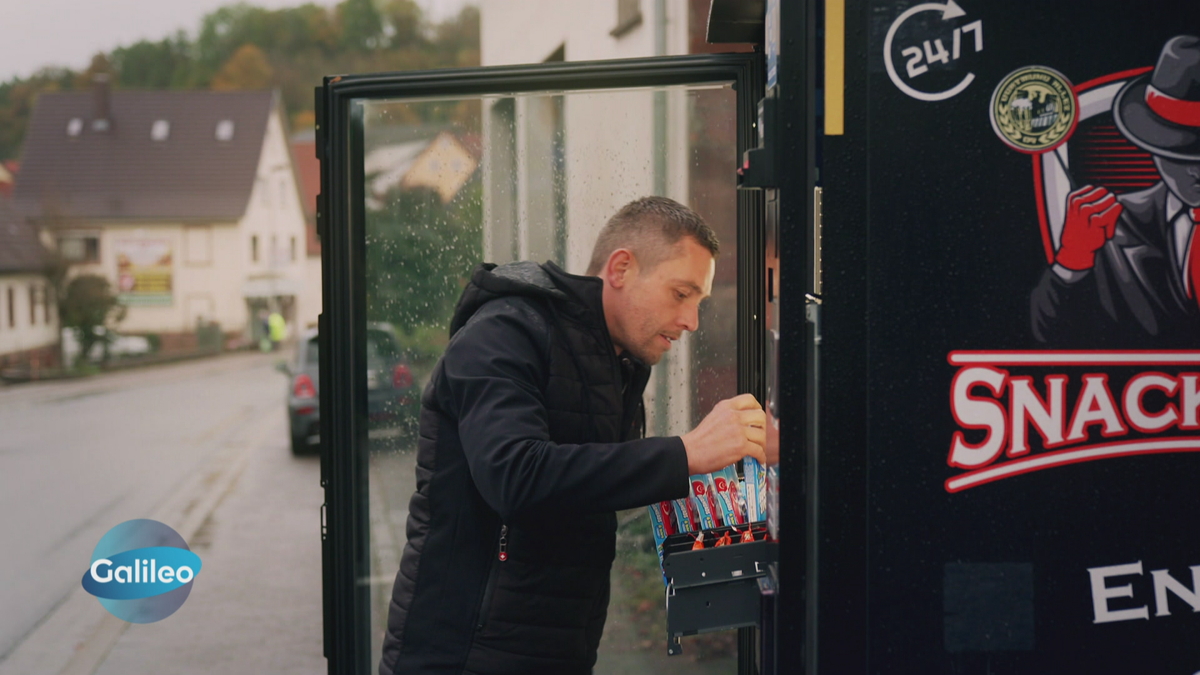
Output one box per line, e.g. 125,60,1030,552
1031,35,1200,347
378,196,769,675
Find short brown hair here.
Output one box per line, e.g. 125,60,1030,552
585,196,719,275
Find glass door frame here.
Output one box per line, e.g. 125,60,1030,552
316,52,765,674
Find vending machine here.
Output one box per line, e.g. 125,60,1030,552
317,1,1200,673
798,0,1200,672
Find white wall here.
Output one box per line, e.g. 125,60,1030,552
59,221,244,335
0,274,58,356
479,0,697,437
480,0,689,67
238,104,312,334
481,0,693,275
302,254,321,331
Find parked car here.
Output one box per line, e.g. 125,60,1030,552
281,323,421,455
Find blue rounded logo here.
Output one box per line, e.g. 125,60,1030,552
81,519,201,623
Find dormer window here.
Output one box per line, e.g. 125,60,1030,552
151,120,170,141
215,120,234,141
92,118,110,132
67,118,83,136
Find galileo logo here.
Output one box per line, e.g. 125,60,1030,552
81,519,201,623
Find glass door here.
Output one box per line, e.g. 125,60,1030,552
317,53,763,674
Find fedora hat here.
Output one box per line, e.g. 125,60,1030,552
1113,35,1200,161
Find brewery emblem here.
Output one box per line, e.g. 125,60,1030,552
990,66,1079,153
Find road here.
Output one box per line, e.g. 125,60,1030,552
0,350,736,675
0,351,325,675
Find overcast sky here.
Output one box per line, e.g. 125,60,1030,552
0,0,468,82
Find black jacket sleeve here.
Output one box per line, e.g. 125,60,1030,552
438,298,690,521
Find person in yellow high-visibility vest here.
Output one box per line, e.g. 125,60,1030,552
267,312,288,351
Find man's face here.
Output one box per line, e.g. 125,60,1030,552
606,237,715,366
1155,155,1200,208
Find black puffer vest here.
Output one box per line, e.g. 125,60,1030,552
379,261,689,675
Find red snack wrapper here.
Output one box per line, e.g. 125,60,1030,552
689,474,721,529
713,467,745,527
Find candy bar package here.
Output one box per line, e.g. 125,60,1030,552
712,466,745,527
648,500,676,544
670,497,696,533
688,474,721,530
766,463,779,540
724,465,747,524
737,479,748,522
743,457,767,523
646,501,675,586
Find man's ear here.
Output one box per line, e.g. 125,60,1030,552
605,249,636,289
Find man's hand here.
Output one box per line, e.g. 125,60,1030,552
1056,185,1123,271
681,393,767,474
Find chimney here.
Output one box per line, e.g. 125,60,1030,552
92,73,111,132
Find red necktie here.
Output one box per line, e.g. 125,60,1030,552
1191,208,1200,311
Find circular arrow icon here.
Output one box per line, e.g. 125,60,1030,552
884,0,976,102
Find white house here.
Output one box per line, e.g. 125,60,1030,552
14,82,312,349
0,197,57,372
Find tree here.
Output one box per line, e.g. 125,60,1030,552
381,0,425,49
365,181,482,347
211,44,275,91
0,67,75,160
433,6,480,67
111,34,194,89
59,275,126,365
337,0,384,52
0,0,483,159
74,53,117,89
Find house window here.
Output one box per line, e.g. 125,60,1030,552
216,120,235,141
611,0,643,37
7,287,14,328
60,236,100,263
251,235,259,263
151,120,170,141
290,236,297,262
44,286,53,324
67,118,83,136
29,285,37,326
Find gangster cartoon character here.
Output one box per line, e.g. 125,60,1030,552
1031,35,1200,347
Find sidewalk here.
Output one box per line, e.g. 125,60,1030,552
0,350,278,409
100,414,325,674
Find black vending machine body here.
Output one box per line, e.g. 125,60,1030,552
799,0,1200,672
